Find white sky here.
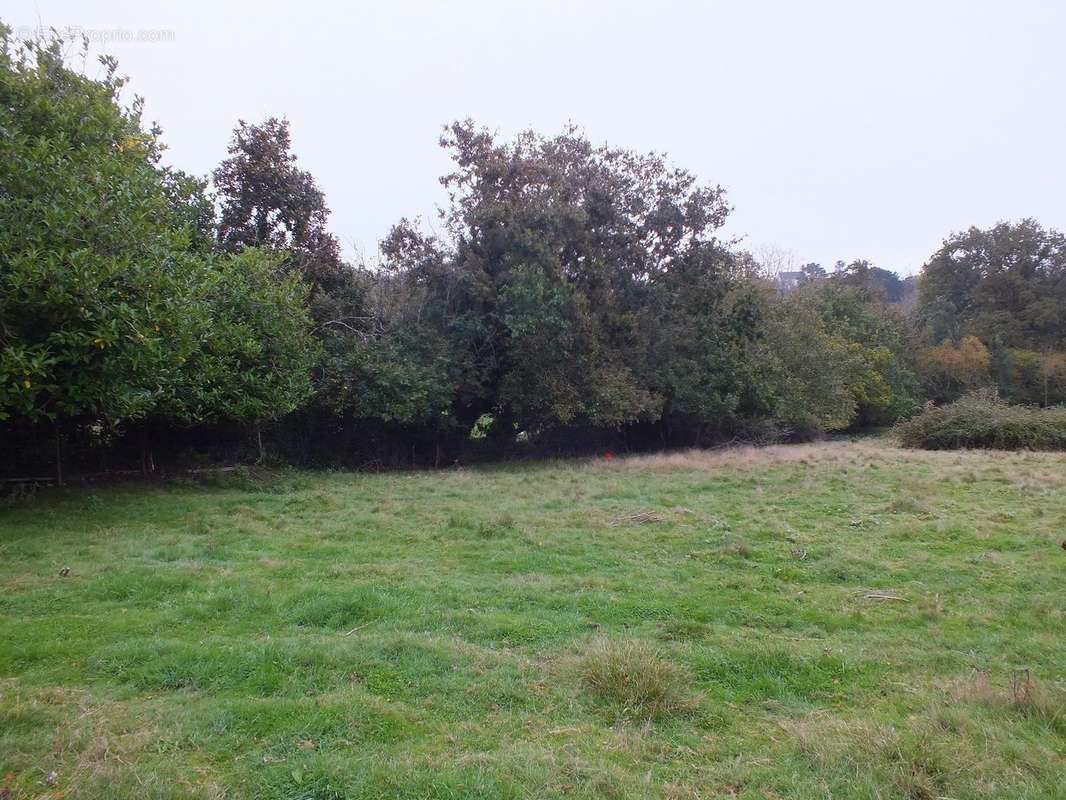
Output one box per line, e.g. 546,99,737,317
9,0,1066,275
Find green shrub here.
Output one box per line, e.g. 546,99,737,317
896,392,1066,450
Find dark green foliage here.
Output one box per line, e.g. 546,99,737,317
0,27,319,460
0,30,206,425
319,327,453,428
758,291,863,434
164,249,321,426
374,121,786,442
213,117,347,296
917,220,1066,350
896,392,1066,450
430,119,687,432
160,167,217,254
831,259,908,303
645,249,770,433
7,20,1066,472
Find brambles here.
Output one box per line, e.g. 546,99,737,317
896,392,1066,450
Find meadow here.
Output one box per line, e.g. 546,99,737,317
1,441,1064,799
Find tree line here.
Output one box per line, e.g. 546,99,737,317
2,27,1065,477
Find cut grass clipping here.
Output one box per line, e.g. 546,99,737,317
580,639,698,720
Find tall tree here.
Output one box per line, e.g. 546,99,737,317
0,29,206,431
832,259,906,302
918,220,1066,349
382,120,738,438
758,291,863,435
0,30,323,474
213,117,346,293
371,121,875,443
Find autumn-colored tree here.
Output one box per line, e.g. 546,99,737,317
918,336,992,403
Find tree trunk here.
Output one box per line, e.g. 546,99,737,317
256,424,265,463
139,427,154,477
55,426,64,487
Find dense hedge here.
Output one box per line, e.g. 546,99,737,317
895,393,1066,450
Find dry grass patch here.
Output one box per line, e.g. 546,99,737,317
777,711,892,765
599,441,883,477
883,495,933,517
716,538,754,558
600,439,1066,477
608,510,667,526
949,669,1066,729
579,639,698,721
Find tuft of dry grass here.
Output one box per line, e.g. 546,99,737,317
777,712,893,766
884,495,933,517
918,593,946,620
580,639,698,720
949,669,1065,729
717,538,753,558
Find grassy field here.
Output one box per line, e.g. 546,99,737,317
1,441,1064,799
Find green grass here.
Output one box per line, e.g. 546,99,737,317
1,441,1064,799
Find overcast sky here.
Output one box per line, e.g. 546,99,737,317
9,0,1066,274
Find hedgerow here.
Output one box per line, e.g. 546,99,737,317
896,392,1066,450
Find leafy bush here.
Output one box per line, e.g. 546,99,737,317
896,392,1066,450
